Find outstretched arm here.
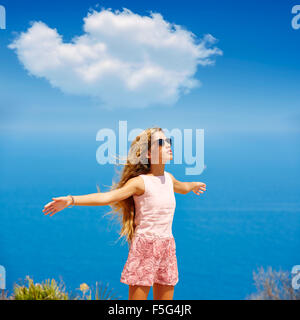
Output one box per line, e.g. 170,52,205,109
168,172,206,195
43,177,141,217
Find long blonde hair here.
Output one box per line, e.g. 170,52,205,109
103,126,163,247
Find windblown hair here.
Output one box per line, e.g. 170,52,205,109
103,126,163,247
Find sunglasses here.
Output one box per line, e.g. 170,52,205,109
152,138,172,147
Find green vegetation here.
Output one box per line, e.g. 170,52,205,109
13,276,69,300
0,275,121,300
1,267,299,300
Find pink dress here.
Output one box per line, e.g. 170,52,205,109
120,171,179,286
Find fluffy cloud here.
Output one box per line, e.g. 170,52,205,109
8,8,222,109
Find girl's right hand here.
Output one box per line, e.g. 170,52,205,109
43,196,72,217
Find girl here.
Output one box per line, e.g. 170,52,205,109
42,127,206,300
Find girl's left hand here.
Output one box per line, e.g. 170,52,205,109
192,182,206,195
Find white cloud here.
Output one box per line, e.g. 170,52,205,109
8,7,222,109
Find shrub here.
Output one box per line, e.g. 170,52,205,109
94,281,121,300
76,281,121,300
246,266,300,300
6,276,121,300
12,276,69,300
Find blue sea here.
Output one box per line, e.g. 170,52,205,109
1,130,299,300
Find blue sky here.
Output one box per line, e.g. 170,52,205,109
0,0,300,136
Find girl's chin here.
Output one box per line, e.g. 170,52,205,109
163,155,173,161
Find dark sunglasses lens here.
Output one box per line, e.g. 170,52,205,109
157,138,172,146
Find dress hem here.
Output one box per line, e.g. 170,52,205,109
120,279,179,286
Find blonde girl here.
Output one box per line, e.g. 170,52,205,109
43,127,206,300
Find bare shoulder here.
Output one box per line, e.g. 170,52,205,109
127,175,145,196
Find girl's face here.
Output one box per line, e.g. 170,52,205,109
148,131,173,165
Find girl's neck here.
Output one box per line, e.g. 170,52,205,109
149,164,165,176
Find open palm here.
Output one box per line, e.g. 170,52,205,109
43,196,71,217
192,182,206,195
